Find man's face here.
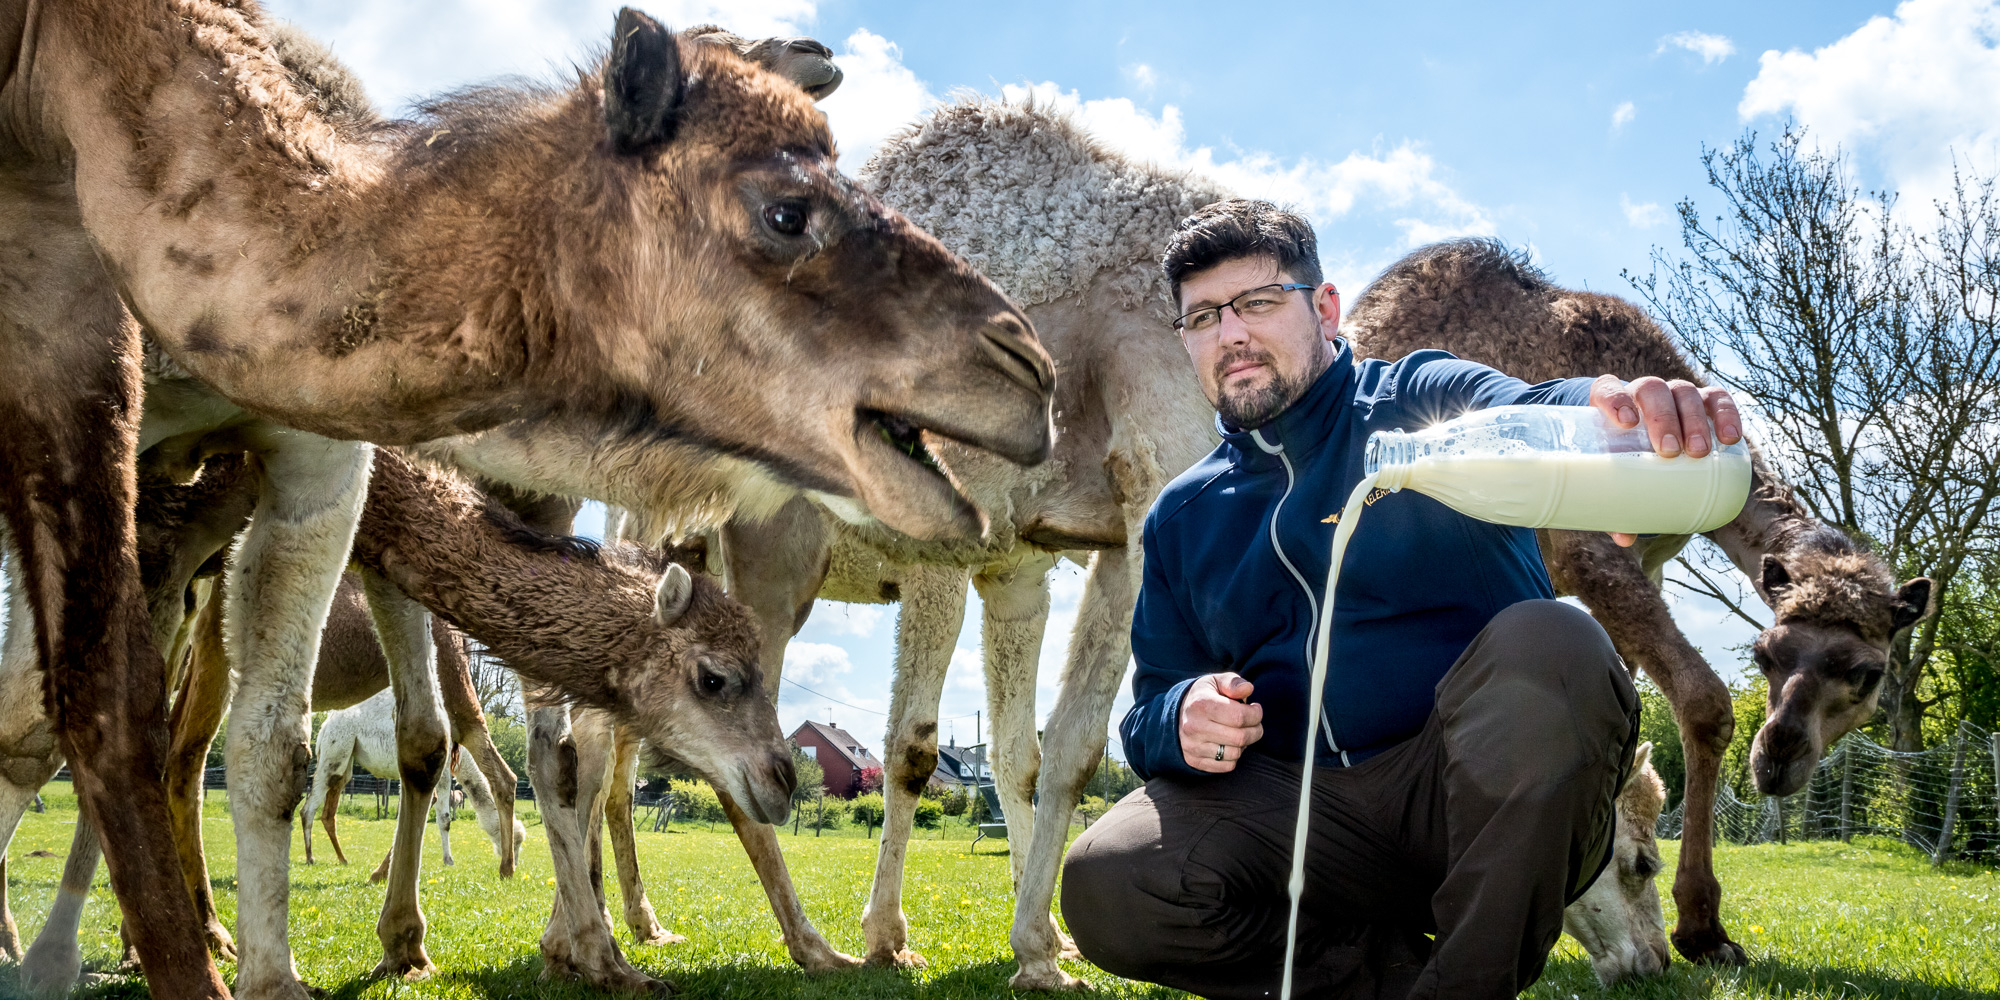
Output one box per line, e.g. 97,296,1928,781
1177,257,1341,429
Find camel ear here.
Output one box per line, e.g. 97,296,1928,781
1624,742,1654,792
604,7,685,154
654,563,694,626
1891,577,1933,633
1759,554,1792,601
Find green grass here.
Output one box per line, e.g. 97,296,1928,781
1,785,1994,999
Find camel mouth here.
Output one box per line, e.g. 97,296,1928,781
864,409,944,476
1751,753,1817,797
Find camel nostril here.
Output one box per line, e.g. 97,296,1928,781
979,316,1054,394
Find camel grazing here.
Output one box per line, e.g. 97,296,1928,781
0,3,1052,995
301,686,526,874
1563,742,1671,986
352,448,788,991
1341,238,1934,965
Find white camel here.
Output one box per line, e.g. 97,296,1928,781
300,688,528,876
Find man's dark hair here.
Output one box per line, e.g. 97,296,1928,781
1161,199,1323,305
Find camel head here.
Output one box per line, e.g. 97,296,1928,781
1563,742,1670,986
1748,530,1933,796
420,8,1056,544
603,553,796,824
684,25,843,99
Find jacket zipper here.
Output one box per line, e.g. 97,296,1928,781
1250,429,1351,766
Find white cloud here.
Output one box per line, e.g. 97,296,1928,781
1621,193,1669,228
268,0,817,114
1126,63,1160,92
782,641,852,684
818,29,940,167
997,81,1495,256
1739,0,2000,206
1612,101,1636,129
1659,30,1737,65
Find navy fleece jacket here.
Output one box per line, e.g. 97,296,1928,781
1120,338,1595,780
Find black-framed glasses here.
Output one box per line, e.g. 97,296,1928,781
1172,283,1314,335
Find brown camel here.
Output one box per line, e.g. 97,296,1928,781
351,447,788,991
1341,238,1934,965
0,3,1051,995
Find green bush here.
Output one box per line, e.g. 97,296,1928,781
851,793,885,830
969,788,992,823
919,781,947,801
805,797,847,831
669,778,726,825
941,786,969,816
913,798,943,829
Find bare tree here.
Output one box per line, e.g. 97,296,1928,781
466,641,523,722
1630,127,2000,752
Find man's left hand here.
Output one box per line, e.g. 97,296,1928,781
1588,374,1743,548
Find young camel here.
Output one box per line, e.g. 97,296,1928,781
0,5,1052,997
1341,238,1935,965
351,447,791,992
300,686,526,874
1563,742,1671,986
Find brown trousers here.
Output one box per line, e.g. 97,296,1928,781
1061,600,1639,1000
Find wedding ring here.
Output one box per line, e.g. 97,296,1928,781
1215,746,1226,761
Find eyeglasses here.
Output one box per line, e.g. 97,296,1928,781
1173,283,1314,335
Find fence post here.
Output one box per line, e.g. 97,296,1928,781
1776,795,1787,845
1933,723,1970,866
1992,733,2000,843
1839,742,1854,842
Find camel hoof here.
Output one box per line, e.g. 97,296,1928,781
1672,928,1748,966
633,928,687,946
866,948,928,970
1010,964,1089,991
371,949,437,982
368,871,388,884
205,921,239,963
794,947,866,974
540,964,673,995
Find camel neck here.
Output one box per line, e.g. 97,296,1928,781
1705,446,1823,580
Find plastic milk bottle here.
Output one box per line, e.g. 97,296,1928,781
1363,404,1751,534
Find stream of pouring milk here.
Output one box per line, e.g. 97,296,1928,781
1279,471,1380,1000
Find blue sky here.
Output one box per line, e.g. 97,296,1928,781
7,0,1972,761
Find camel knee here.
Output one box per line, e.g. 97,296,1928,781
1676,673,1735,757
890,730,939,797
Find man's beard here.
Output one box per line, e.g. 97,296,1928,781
1213,347,1330,430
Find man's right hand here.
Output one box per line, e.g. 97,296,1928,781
1179,673,1265,773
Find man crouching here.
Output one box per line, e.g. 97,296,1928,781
1060,200,1741,999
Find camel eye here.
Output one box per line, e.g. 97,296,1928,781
763,201,809,237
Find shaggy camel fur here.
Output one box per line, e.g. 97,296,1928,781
1563,742,1671,986
1342,238,1934,965
594,97,1225,990
301,686,526,874
0,3,1051,994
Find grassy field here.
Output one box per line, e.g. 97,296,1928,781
0,784,1995,999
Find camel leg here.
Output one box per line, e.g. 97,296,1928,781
1542,529,1745,966
527,696,659,992
20,816,100,996
434,619,517,876
714,786,863,971
436,777,456,869
718,495,831,701
573,713,621,937
607,724,680,945
358,570,449,980
311,772,353,866
1008,544,1139,991
223,432,372,1000
862,564,969,969
970,552,1079,961
166,577,237,961
0,556,66,963
0,188,226,999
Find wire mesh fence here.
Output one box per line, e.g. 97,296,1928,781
1657,721,2000,864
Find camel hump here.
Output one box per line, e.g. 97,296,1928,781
1345,237,1702,387
861,97,1231,318
263,20,380,132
